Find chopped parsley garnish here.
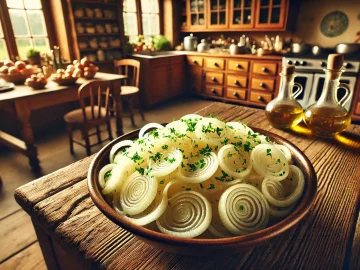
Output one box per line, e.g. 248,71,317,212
130,152,143,163
148,129,159,138
221,137,229,145
135,167,145,175
244,141,253,152
199,144,212,156
209,114,214,118
185,188,191,191
227,124,234,129
202,122,215,134
150,152,162,162
265,136,270,142
216,127,223,136
266,148,272,158
242,159,247,165
199,183,203,188
215,145,219,151
227,152,233,158
105,171,112,178
161,144,168,150
215,170,229,182
164,157,176,163
239,205,244,211
181,161,185,168
187,163,197,172
207,184,215,190
159,180,164,184
275,158,281,164
196,159,206,169
232,141,242,147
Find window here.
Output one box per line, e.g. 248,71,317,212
0,21,9,61
0,0,50,60
123,0,160,43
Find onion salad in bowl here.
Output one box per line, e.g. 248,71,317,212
98,115,305,238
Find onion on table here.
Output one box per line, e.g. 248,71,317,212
99,115,305,238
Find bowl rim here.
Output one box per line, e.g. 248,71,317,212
88,127,317,247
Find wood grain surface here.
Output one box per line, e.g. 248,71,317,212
14,103,360,269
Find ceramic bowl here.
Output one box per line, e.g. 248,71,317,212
88,127,317,256
0,73,35,85
51,77,78,86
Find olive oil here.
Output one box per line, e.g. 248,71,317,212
265,65,304,129
303,107,351,138
265,105,303,129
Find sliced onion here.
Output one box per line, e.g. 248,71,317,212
109,140,134,163
269,204,295,218
195,118,228,146
138,123,164,138
120,171,158,215
226,122,253,140
149,148,183,177
217,144,252,178
102,156,135,195
180,114,203,120
262,165,305,207
218,184,269,235
98,163,115,188
156,190,212,238
251,144,289,181
274,144,292,164
177,152,219,183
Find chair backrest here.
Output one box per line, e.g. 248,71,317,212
113,59,140,87
78,81,111,124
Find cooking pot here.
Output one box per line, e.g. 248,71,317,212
336,43,360,54
292,43,311,54
184,34,198,51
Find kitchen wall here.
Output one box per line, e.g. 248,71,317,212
294,0,360,47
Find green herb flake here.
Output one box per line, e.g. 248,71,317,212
215,170,229,182
200,183,203,188
187,163,197,172
240,205,244,211
266,148,272,158
150,152,162,162
244,141,253,152
185,188,191,191
162,144,168,150
135,167,145,175
105,171,112,178
265,136,270,142
159,180,164,184
275,158,281,164
199,144,212,156
207,184,215,190
181,162,185,168
130,152,143,163
216,127,223,136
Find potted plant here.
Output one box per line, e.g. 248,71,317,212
26,49,41,65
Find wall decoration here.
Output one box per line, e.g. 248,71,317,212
320,11,348,38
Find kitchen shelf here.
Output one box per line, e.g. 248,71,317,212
79,47,122,52
71,0,116,6
77,33,120,37
74,17,118,21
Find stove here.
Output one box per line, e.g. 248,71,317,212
282,52,359,110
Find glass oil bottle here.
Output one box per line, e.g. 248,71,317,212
303,54,351,138
265,65,304,129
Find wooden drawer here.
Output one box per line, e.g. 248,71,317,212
227,74,247,88
251,77,275,91
205,85,223,97
187,56,203,67
252,62,278,76
355,101,360,115
205,58,225,70
249,91,273,104
205,72,224,85
228,60,249,72
151,58,170,68
225,88,247,100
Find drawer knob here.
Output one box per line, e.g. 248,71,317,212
234,80,239,85
257,95,262,101
211,76,216,81
211,88,216,93
233,92,238,96
214,62,219,67
236,63,242,68
261,67,267,72
259,82,265,87
192,60,197,64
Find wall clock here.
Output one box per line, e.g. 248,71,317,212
320,11,348,37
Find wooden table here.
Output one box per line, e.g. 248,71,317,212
0,72,126,170
14,103,360,269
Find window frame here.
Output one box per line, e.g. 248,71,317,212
123,0,163,42
0,0,55,61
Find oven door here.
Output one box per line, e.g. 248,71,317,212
309,74,356,111
293,72,314,108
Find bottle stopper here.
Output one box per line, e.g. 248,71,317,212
282,65,295,75
327,54,344,70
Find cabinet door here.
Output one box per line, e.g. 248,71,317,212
149,66,170,105
169,61,185,98
208,0,229,29
188,67,203,93
229,0,255,29
188,0,207,29
255,0,287,29
180,0,189,30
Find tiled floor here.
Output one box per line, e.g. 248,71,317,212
0,96,213,269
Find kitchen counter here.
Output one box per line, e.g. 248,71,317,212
132,51,283,60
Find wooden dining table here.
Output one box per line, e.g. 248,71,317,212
14,103,360,269
0,72,126,171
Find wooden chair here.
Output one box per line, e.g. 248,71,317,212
113,59,145,126
64,81,113,156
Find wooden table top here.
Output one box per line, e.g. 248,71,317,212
0,72,126,103
14,103,360,269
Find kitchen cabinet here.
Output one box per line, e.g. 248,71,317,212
254,0,287,29
180,0,296,31
133,55,185,107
